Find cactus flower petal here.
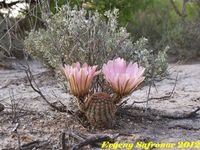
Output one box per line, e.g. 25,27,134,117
103,57,145,96
63,62,99,97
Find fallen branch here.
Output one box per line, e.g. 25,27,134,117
23,62,70,113
5,106,42,115
161,107,200,119
117,105,200,122
116,106,158,121
63,130,119,150
62,131,86,150
168,125,200,131
72,135,115,150
20,140,50,150
67,130,85,142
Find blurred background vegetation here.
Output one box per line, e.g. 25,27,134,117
50,0,200,60
0,0,200,61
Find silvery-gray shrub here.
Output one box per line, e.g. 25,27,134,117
25,5,167,91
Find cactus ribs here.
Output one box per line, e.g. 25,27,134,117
84,92,117,128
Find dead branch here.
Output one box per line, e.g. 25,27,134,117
20,140,50,150
72,135,115,150
67,130,85,142
63,130,119,149
23,62,70,113
116,106,158,121
118,72,178,111
117,105,200,123
161,107,200,119
0,0,45,43
5,106,42,116
130,72,179,105
9,89,27,123
11,123,21,150
61,132,66,150
12,122,19,132
25,71,66,112
168,125,200,131
170,0,185,17
64,130,86,149
170,0,189,23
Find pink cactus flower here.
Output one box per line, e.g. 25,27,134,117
63,62,99,97
102,57,145,96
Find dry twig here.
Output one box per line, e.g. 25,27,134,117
161,107,200,119
129,72,179,106
12,123,21,150
72,134,115,150
63,130,118,150
20,140,50,150
61,132,66,150
22,62,70,113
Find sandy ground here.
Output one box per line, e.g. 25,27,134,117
0,60,200,150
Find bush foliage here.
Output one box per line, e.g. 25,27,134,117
49,0,200,59
25,5,167,80
1,0,199,60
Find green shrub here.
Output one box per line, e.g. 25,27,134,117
167,22,200,58
49,0,200,60
25,5,168,88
